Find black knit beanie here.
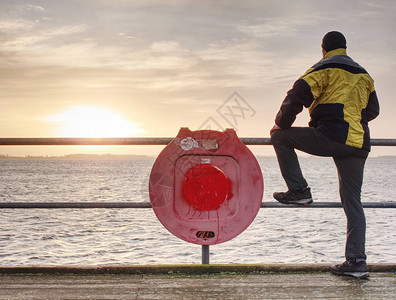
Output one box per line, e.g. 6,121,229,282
321,31,347,52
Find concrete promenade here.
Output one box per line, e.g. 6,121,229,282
0,264,395,299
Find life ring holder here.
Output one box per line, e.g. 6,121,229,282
149,128,263,245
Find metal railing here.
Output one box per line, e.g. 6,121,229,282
1,137,396,146
0,201,395,209
1,137,395,210
1,137,395,264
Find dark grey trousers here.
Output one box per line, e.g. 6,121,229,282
271,127,368,260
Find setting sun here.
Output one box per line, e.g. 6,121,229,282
44,106,144,137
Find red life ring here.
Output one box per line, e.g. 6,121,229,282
149,128,263,245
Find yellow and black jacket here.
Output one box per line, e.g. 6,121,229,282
275,48,380,151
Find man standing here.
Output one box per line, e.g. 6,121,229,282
270,31,379,278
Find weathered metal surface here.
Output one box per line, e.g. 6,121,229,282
0,137,174,145
0,202,152,208
0,137,395,146
0,201,395,209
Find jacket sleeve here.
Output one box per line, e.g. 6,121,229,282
366,90,380,121
275,79,315,128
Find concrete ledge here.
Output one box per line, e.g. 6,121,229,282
0,263,395,275
1,269,395,299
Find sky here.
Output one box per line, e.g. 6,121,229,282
0,0,395,157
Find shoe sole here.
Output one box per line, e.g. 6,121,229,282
277,198,313,206
344,271,369,279
331,270,369,279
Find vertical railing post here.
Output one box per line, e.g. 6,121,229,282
202,245,210,264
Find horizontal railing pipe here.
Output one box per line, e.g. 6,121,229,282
0,202,152,209
0,201,395,209
0,137,174,146
0,137,395,146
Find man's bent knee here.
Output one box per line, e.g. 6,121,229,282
270,129,283,145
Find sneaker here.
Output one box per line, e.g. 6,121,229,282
331,259,369,279
273,187,313,205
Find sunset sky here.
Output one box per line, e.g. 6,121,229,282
0,0,395,156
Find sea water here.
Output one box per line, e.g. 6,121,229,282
0,156,395,266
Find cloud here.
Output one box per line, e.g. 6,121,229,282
0,0,395,142
0,0,316,89
14,4,47,12
0,18,35,32
236,16,318,39
41,24,89,38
